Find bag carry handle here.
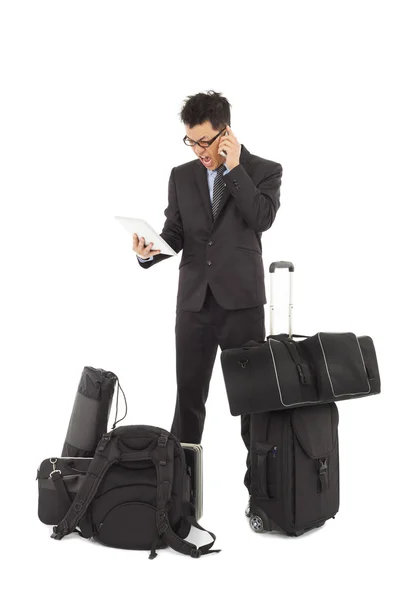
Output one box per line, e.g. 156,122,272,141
268,261,295,337
120,440,159,461
269,261,294,273
252,443,275,499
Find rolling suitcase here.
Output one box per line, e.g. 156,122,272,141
246,262,340,535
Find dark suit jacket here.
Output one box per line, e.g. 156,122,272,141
137,144,282,311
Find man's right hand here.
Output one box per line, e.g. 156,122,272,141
132,233,161,259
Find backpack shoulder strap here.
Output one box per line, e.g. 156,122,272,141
51,432,120,540
161,513,220,558
152,435,220,559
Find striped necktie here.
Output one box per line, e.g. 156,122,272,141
211,163,227,220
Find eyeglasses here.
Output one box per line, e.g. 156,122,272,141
183,127,227,148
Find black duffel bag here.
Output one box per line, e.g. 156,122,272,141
221,331,380,416
220,261,381,416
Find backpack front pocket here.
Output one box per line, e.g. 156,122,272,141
95,502,164,550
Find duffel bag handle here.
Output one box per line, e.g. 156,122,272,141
268,261,295,337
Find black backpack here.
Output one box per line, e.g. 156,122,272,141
246,402,340,536
51,424,220,559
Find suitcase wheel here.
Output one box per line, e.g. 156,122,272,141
249,514,265,533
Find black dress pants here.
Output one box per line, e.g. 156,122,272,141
170,283,266,489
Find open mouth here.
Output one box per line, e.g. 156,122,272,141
200,156,212,167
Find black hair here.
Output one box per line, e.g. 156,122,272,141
179,90,231,131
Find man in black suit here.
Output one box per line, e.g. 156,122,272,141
133,90,282,492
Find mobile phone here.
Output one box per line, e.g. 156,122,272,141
219,130,229,157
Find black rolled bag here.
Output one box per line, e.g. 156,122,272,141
220,331,381,416
61,367,119,457
49,425,220,559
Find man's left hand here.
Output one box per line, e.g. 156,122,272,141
218,125,241,170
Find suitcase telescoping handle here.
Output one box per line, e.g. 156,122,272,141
268,261,294,337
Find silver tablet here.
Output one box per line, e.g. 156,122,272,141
114,216,177,256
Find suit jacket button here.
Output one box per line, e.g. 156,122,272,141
208,240,213,245
207,260,212,266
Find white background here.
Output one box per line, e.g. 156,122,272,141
1,1,398,598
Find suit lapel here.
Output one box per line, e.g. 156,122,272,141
194,144,251,228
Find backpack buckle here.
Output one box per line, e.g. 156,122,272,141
51,525,67,540
159,522,168,534
98,434,111,452
158,435,168,447
158,510,168,534
190,548,202,558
